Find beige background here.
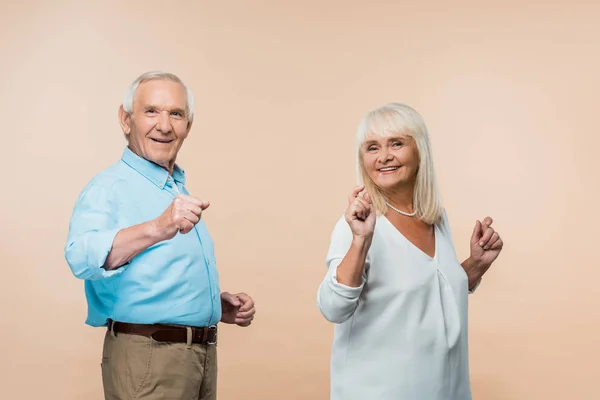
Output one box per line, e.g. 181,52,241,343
1,1,599,399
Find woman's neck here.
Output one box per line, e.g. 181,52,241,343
384,184,415,212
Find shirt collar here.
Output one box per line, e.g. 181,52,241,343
120,146,186,189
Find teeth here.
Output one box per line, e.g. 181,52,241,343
379,167,398,171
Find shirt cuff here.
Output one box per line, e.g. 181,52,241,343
87,228,127,279
328,272,365,299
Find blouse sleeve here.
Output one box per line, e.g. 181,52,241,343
317,216,370,323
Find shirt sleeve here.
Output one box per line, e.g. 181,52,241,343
64,183,127,280
317,217,369,324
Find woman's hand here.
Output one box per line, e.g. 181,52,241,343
462,216,503,290
469,216,503,268
344,186,376,240
333,186,376,288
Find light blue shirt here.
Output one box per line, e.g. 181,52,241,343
64,147,221,328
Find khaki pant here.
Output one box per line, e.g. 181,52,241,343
101,330,218,400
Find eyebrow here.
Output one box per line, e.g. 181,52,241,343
169,107,186,115
144,105,187,115
363,136,406,146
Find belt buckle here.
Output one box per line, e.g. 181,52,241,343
207,325,218,345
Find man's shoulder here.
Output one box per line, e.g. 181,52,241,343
86,160,128,187
76,159,133,201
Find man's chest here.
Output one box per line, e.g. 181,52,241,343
115,184,178,225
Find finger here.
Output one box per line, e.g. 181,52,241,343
470,220,483,245
177,219,194,234
189,199,210,210
363,191,373,205
483,233,496,250
482,216,493,227
175,194,195,203
489,236,503,250
186,204,204,217
173,196,200,214
484,232,500,250
346,197,370,221
221,292,241,307
348,185,365,203
479,227,495,248
359,210,368,221
235,308,256,319
176,194,209,209
236,294,254,312
350,202,369,221
182,210,200,225
235,316,254,326
354,196,370,208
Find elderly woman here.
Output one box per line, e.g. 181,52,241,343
317,103,503,400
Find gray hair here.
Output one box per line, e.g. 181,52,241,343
355,102,444,225
122,71,195,122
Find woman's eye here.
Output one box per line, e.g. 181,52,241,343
368,146,377,151
392,141,402,147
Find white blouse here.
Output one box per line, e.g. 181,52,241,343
317,211,477,400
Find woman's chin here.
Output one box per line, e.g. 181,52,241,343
375,177,413,191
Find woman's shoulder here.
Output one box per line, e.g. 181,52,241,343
437,208,449,225
434,208,453,236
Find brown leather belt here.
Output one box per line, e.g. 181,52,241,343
108,320,218,345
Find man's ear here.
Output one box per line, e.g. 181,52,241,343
118,105,132,136
186,118,194,134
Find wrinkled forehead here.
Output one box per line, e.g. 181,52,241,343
135,79,187,107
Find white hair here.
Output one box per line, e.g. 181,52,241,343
122,71,195,122
355,102,444,225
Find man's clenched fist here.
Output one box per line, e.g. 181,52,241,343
155,194,210,240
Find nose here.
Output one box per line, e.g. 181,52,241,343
156,111,172,134
378,146,393,163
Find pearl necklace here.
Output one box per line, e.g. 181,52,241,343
385,201,417,217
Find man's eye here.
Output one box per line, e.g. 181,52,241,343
367,146,377,151
146,109,157,114
392,141,402,147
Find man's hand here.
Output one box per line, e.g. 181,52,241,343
220,292,256,327
155,194,210,240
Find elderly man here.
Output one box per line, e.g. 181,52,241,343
64,71,256,400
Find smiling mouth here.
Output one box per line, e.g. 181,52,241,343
150,138,174,144
378,166,400,173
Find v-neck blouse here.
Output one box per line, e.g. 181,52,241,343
317,211,474,400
